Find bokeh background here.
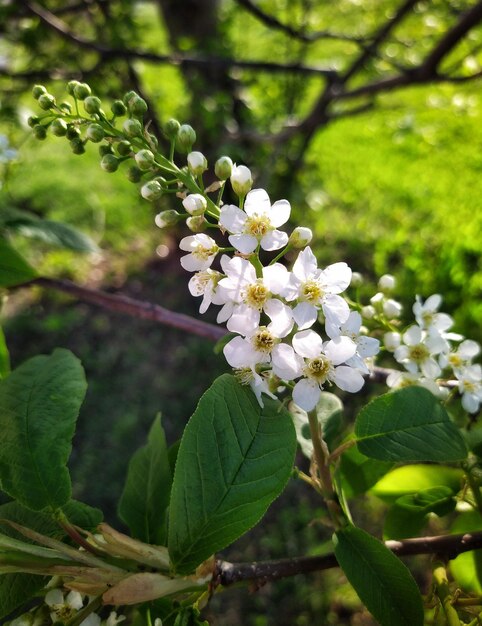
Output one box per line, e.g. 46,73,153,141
1,1,482,623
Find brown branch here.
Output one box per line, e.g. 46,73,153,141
23,1,336,78
216,530,482,586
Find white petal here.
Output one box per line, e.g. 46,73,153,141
462,392,480,414
322,294,350,325
223,256,256,287
269,199,291,227
227,304,260,335
343,311,362,334
260,229,289,251
229,233,258,254
434,313,453,332
293,378,321,412
333,366,365,392
224,336,257,367
262,263,290,295
293,329,324,358
217,301,234,324
219,204,246,233
320,262,352,293
425,294,442,311
421,358,441,379
292,247,318,281
272,344,303,380
403,325,422,346
244,188,271,216
265,299,293,337
324,336,357,365
45,589,64,606
357,336,380,358
292,301,318,330
66,591,83,610
180,253,214,272
459,340,480,360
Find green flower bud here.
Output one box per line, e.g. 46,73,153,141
141,180,163,201
123,90,138,106
101,154,119,172
66,125,81,140
230,164,252,197
32,84,47,100
59,101,72,113
126,165,143,182
86,123,105,142
186,215,207,232
135,149,155,170
146,133,158,151
116,140,132,156
73,82,92,100
351,272,363,287
33,125,47,140
155,210,181,228
177,124,196,152
50,118,68,137
122,118,142,138
66,80,81,96
27,115,40,128
99,144,114,157
187,151,207,176
38,93,56,110
164,118,180,139
289,226,312,249
70,138,85,154
129,95,148,116
182,193,207,216
84,96,102,115
214,156,233,180
111,100,127,117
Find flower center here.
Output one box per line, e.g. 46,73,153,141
448,353,463,368
193,243,218,260
234,367,255,385
422,311,434,326
408,344,430,363
244,213,272,237
304,356,332,383
245,281,269,309
463,380,476,393
301,280,323,304
252,328,276,354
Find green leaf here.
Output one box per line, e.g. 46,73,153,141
168,374,296,574
0,327,10,379
0,499,102,619
0,236,37,287
118,415,172,545
371,465,463,503
0,349,87,510
334,525,424,626
355,387,468,462
450,511,482,593
338,445,393,498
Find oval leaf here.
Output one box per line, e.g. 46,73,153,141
355,387,467,462
0,236,37,287
371,464,463,503
334,525,424,626
0,349,87,510
168,374,296,574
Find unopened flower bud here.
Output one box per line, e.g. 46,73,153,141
230,164,252,197
73,82,91,100
86,123,105,143
59,101,72,113
66,125,81,140
84,96,102,115
289,226,312,248
135,149,155,170
383,298,402,318
187,151,207,176
351,272,363,287
214,156,233,180
361,305,376,319
126,166,143,183
50,118,68,137
67,80,81,96
164,118,180,139
123,118,142,138
33,125,47,140
99,144,114,156
32,84,47,100
38,93,56,110
383,331,401,352
177,124,196,152
141,180,163,201
111,100,127,117
155,210,181,228
101,154,119,172
370,292,384,307
128,96,148,117
123,90,138,106
182,193,207,216
187,215,207,232
27,115,40,128
116,140,132,156
70,138,85,154
378,274,396,291
146,133,158,151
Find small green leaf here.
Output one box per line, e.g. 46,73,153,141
371,465,463,503
338,445,393,498
118,415,172,545
334,525,424,626
168,374,296,574
355,387,468,462
0,349,87,510
0,236,37,287
0,327,10,379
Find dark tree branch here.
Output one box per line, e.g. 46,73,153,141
216,531,482,586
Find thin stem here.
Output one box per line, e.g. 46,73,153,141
66,596,103,626
432,562,462,626
328,438,356,463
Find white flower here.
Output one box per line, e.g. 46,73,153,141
386,371,446,398
182,193,207,216
106,613,126,626
440,339,481,372
394,325,446,378
45,589,83,623
216,255,292,335
233,366,277,407
284,247,351,331
219,188,290,254
291,329,363,411
327,311,380,373
413,294,453,334
187,151,207,175
383,298,403,318
230,164,252,196
188,269,222,313
455,364,482,413
179,234,219,272
384,331,401,352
